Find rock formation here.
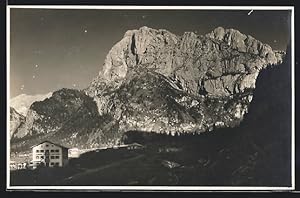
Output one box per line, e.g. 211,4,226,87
10,26,285,151
10,107,25,138
84,26,284,138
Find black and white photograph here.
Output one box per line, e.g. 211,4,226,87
6,5,294,191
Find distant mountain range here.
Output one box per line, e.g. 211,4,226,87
10,26,285,152
10,92,53,116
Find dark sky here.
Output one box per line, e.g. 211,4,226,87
10,8,291,98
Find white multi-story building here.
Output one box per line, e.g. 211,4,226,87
31,141,69,168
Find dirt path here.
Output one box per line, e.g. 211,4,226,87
56,154,145,185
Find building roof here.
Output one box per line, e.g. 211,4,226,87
129,142,144,147
30,140,69,149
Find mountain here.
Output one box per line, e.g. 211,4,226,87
57,49,292,186
10,52,291,186
118,49,291,186
85,26,284,136
10,89,107,149
10,107,25,137
10,26,285,151
10,92,53,116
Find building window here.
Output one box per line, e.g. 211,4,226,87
36,156,39,159
55,162,59,166
55,149,59,152
50,162,54,165
46,144,49,147
50,150,54,152
41,156,44,159
40,150,44,152
51,156,55,159
36,150,39,153
55,156,59,159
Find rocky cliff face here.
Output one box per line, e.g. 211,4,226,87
10,107,25,138
10,26,285,151
86,26,283,97
84,26,284,137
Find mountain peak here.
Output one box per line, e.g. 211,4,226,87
87,26,283,97
206,26,284,63
81,26,285,140
11,26,286,150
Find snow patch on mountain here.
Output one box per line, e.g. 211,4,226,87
10,92,53,116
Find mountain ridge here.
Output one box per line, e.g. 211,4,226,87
10,26,285,151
